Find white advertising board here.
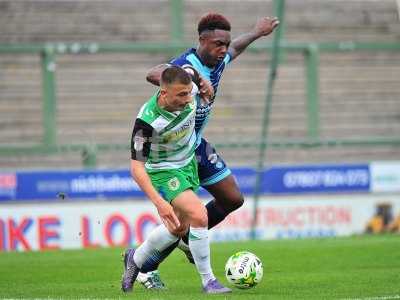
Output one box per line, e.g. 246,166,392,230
1,194,400,251
211,194,400,241
370,161,400,193
0,201,160,251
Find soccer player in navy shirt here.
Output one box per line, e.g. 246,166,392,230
137,13,279,289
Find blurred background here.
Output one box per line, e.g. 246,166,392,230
0,0,399,251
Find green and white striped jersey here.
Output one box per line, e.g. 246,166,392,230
132,91,197,170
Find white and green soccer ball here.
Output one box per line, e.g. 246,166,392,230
225,251,263,289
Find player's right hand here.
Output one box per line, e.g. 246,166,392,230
156,200,181,231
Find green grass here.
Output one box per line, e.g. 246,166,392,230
1,235,400,299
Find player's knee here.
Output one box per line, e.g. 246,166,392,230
170,224,189,237
219,192,244,213
190,210,208,228
230,193,244,211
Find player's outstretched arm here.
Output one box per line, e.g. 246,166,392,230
146,64,169,86
146,63,214,102
229,16,280,61
130,160,180,231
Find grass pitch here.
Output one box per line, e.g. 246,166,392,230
0,235,399,299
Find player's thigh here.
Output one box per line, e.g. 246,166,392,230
196,138,231,187
172,189,207,227
204,174,243,208
196,138,244,209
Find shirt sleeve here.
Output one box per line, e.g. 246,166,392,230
131,118,154,161
170,55,192,67
224,52,233,65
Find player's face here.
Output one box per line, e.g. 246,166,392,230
199,29,231,67
161,82,193,111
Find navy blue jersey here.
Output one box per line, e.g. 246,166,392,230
170,48,232,145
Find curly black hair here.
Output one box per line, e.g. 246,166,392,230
197,13,231,35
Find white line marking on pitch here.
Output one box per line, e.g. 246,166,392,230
340,295,400,300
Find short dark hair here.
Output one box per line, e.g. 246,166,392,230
198,13,231,35
161,65,192,86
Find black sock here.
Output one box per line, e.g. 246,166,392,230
206,199,229,229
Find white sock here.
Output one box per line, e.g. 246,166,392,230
188,226,215,286
134,224,179,269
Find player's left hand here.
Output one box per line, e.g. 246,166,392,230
199,77,214,103
253,16,280,37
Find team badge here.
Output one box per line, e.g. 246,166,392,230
168,177,180,191
208,153,218,164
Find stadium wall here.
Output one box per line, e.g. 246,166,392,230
1,194,400,252
1,161,399,252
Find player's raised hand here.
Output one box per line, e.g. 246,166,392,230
253,16,280,37
156,200,181,231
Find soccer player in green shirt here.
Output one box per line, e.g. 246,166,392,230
139,13,279,289
121,65,231,294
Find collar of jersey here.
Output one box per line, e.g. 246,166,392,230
190,48,213,72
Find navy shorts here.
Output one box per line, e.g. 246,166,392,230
195,138,231,186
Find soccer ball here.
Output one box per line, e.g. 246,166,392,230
225,251,263,289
